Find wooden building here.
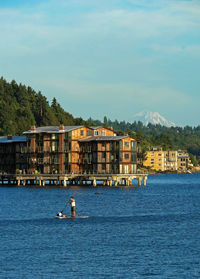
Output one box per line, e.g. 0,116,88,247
0,135,27,174
23,125,137,175
23,125,122,174
79,135,137,174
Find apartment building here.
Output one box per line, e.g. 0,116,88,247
79,135,137,174
143,149,165,171
177,150,191,170
0,135,27,174
143,148,190,172
23,125,137,175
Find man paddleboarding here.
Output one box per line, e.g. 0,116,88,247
67,196,76,217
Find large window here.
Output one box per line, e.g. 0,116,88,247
131,153,137,163
131,141,137,151
102,131,106,136
124,141,129,148
94,130,99,136
124,153,129,159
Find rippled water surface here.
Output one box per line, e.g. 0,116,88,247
0,174,200,278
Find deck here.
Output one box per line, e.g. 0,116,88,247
0,173,148,187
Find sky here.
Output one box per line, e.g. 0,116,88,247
0,0,200,126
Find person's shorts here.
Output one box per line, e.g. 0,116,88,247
71,206,75,213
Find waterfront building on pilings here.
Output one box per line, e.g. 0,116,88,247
0,135,27,174
23,125,117,175
79,136,137,174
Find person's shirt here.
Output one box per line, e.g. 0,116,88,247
71,199,75,207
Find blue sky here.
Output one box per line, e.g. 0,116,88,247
0,0,200,126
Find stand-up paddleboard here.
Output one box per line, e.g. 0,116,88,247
55,215,68,219
55,215,89,219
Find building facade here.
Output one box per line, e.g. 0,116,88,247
79,135,137,174
0,135,27,174
177,150,191,170
143,148,191,172
143,148,165,171
23,125,137,175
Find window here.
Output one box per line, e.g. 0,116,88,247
87,130,92,136
102,152,106,159
80,130,84,136
102,164,106,170
131,153,137,163
131,141,137,151
125,153,129,159
94,130,99,136
124,141,129,148
102,131,106,136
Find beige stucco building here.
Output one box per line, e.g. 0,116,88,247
143,148,191,171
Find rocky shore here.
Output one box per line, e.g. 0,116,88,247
138,166,200,175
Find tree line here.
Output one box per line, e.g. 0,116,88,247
89,116,200,163
0,77,200,162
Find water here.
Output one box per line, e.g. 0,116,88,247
0,174,200,278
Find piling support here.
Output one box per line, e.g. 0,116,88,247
144,176,147,186
137,177,142,186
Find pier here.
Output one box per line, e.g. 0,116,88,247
0,174,148,187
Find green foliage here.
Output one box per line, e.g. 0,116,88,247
1,77,200,158
189,154,198,167
0,77,85,135
89,116,200,157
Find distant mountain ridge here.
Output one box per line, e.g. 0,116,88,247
132,111,176,127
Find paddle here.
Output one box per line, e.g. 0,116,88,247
61,204,67,214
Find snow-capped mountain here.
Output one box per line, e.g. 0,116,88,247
132,111,176,127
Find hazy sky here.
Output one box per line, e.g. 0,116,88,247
0,0,200,126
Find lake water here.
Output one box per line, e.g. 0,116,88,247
0,174,200,278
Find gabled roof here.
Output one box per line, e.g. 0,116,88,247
23,126,85,134
89,126,103,130
0,136,27,143
79,136,128,142
89,126,114,132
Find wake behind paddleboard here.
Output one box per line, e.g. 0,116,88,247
55,216,88,219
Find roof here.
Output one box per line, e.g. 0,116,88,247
79,136,128,142
0,136,27,143
89,126,102,130
89,126,114,132
23,126,85,134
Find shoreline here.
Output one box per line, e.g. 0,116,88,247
138,168,200,175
